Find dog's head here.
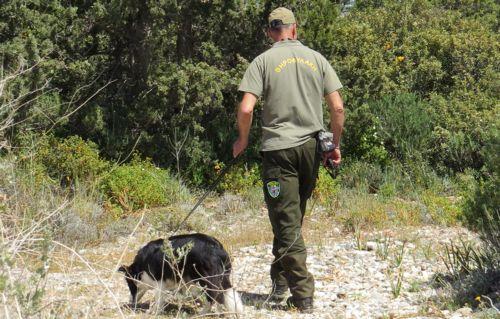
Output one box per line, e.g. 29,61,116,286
118,265,140,304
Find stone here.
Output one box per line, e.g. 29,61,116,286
366,241,378,251
337,292,347,299
455,307,472,316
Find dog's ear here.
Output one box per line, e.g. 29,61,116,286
118,265,128,273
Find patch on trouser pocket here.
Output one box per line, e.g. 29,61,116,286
263,166,281,199
266,180,280,198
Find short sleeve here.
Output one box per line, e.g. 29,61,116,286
238,57,264,97
323,60,343,96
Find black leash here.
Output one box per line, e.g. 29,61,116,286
173,147,337,233
173,156,239,233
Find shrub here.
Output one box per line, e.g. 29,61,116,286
0,156,58,317
31,135,109,183
2,0,498,185
382,157,449,198
463,124,499,240
0,236,51,318
401,155,446,192
435,234,499,311
340,161,384,193
332,1,497,176
342,104,389,166
420,191,462,225
218,161,261,194
338,192,390,230
434,124,499,311
312,166,341,209
101,157,185,213
54,195,103,244
427,93,496,174
370,94,435,161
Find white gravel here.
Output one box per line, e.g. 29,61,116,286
35,225,483,318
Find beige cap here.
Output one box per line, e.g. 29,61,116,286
268,7,296,27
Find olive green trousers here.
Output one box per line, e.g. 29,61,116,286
262,137,320,300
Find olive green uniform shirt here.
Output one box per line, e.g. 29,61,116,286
239,39,342,151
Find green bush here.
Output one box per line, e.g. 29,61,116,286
339,157,452,200
313,166,341,208
2,1,498,184
370,94,435,161
420,191,462,225
342,104,389,166
340,161,384,193
463,124,499,240
101,157,184,213
218,162,261,194
426,93,496,174
331,0,498,175
32,135,108,183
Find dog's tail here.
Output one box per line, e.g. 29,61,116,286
223,287,244,314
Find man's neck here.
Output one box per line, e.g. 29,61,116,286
272,32,296,42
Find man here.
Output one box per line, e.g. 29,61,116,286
232,7,344,313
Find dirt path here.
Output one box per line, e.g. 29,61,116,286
40,221,478,319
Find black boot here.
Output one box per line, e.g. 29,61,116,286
286,296,313,313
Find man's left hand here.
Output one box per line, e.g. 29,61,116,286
233,137,248,158
323,148,341,167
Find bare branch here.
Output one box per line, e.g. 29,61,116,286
167,127,190,177
47,79,116,132
0,60,43,98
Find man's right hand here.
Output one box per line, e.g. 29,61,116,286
323,148,341,167
232,137,248,158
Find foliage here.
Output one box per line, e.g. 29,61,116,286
30,135,109,183
426,94,497,174
331,0,498,174
0,156,61,316
1,0,498,188
435,124,499,309
0,237,51,317
312,166,341,208
436,236,499,310
342,104,389,166
218,162,262,194
0,2,498,312
0,0,498,247
370,94,435,161
462,124,499,238
420,191,462,225
101,156,182,213
340,161,384,193
387,241,406,298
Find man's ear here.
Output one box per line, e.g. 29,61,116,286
118,265,128,273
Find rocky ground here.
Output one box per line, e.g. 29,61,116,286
38,218,487,319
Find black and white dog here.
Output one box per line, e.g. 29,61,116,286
118,233,243,314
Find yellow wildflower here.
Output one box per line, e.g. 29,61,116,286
396,56,405,63
475,296,481,302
